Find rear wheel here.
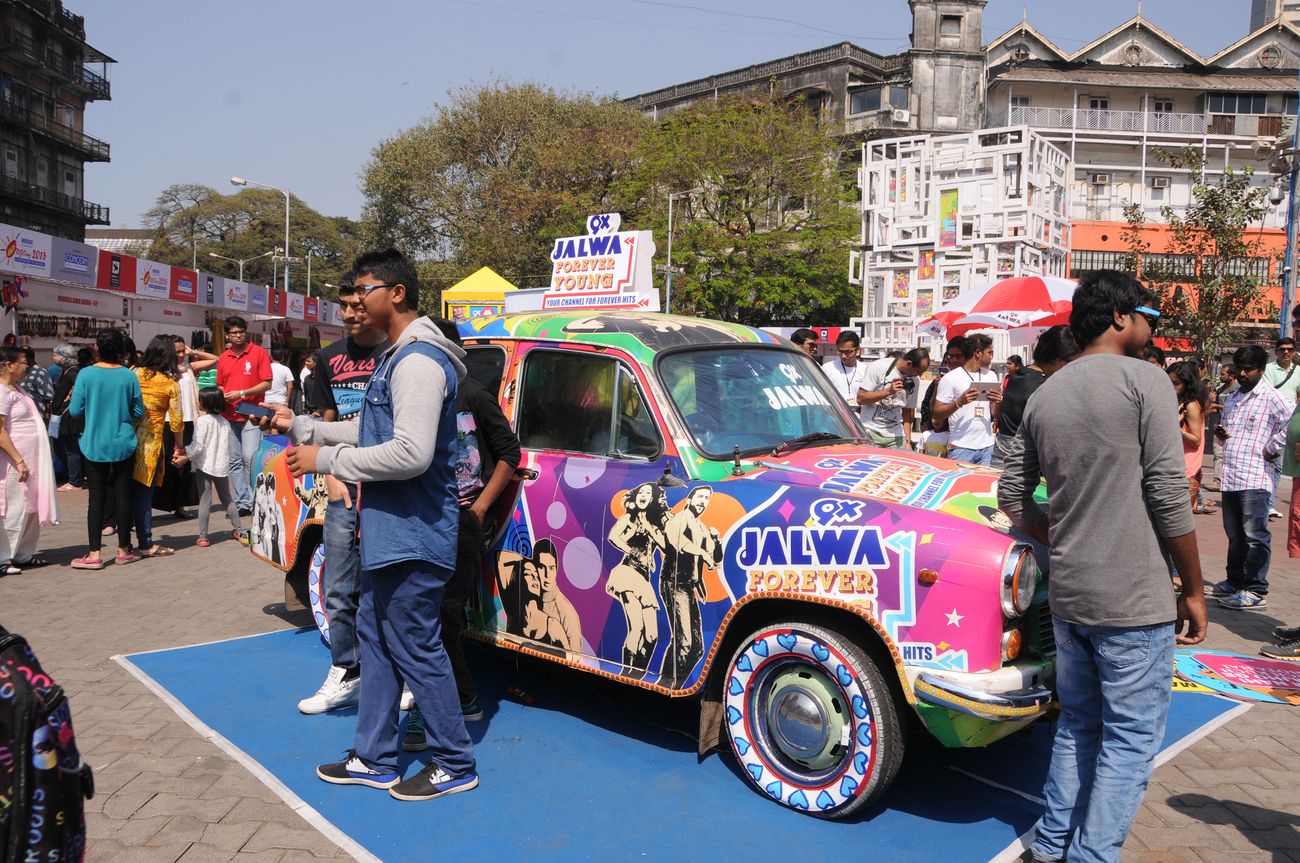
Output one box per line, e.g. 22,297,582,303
722,621,903,819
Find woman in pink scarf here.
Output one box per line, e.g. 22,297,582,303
0,347,59,574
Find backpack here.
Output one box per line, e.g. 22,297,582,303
0,626,93,863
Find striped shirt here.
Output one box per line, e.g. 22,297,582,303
1220,382,1292,492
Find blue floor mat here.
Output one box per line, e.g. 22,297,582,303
121,628,1241,863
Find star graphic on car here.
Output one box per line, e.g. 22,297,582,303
945,609,963,627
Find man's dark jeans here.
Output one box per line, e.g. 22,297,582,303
1221,488,1272,596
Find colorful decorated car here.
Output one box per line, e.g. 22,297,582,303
250,310,1054,819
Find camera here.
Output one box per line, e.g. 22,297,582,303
900,376,915,394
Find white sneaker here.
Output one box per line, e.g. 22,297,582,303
298,666,360,715
399,685,414,712
1269,509,1284,520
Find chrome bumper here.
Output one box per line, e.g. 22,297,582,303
914,670,1054,720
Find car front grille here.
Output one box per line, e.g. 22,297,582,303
1024,603,1056,659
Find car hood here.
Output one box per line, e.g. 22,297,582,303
735,444,1013,533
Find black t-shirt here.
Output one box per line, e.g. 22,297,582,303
305,337,389,420
997,367,1048,438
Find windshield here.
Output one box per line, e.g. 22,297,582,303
658,346,864,457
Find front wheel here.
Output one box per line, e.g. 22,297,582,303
722,621,903,819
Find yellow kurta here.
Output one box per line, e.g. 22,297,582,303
133,369,183,487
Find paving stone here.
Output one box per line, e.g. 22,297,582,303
199,821,263,852
146,815,212,847
135,794,240,823
176,844,240,863
241,823,342,857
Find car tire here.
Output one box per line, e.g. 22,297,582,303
723,620,903,819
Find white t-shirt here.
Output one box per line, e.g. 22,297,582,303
177,367,198,423
859,357,909,436
299,367,313,388
822,358,867,416
265,362,294,406
935,366,998,450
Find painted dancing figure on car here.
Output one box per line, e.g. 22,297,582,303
660,486,721,683
607,482,668,673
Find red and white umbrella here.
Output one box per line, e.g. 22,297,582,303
916,275,1077,338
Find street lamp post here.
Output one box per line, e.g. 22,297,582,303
230,176,292,291
207,249,275,282
655,188,701,315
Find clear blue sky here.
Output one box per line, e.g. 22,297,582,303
80,0,1246,227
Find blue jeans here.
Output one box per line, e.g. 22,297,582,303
323,492,361,672
1220,488,1272,596
227,420,262,511
1031,618,1174,863
949,444,993,466
354,559,475,776
131,480,155,550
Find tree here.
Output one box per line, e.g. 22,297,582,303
143,184,362,293
360,81,648,296
614,93,861,326
1122,148,1275,364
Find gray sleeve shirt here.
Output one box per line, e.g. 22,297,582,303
997,353,1193,627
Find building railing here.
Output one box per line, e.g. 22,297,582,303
0,100,109,161
0,173,108,224
0,28,110,100
993,105,1210,135
79,64,110,99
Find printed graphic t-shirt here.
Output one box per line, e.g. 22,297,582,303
859,356,908,436
306,336,390,421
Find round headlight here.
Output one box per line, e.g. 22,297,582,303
1001,546,1040,618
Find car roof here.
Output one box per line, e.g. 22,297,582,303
458,310,785,362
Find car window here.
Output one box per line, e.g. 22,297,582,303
517,349,660,458
463,345,507,396
659,347,861,456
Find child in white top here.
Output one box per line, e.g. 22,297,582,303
174,386,245,547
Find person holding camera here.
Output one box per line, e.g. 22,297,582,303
857,348,929,450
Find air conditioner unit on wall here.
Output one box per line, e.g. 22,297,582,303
1151,176,1170,189
1089,173,1111,185
892,109,911,124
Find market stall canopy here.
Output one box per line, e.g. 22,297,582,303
442,267,517,321
916,275,1077,338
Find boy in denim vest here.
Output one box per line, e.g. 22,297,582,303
264,247,476,801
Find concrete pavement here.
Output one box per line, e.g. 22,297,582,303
1,480,1298,862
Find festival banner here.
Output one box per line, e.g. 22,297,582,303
541,213,659,312
169,266,198,304
304,297,319,321
0,223,52,277
938,189,959,250
247,283,268,315
268,288,285,317
286,292,304,319
224,279,248,311
134,259,171,301
328,302,343,326
200,273,220,307
97,250,137,293
50,237,98,286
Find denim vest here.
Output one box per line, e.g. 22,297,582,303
356,340,460,572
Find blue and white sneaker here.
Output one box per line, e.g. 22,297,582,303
388,762,479,801
1203,580,1236,598
1218,590,1268,611
316,751,400,789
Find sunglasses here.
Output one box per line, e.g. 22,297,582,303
1278,346,1296,353
1134,305,1161,332
353,283,396,300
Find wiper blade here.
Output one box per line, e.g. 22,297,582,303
773,432,846,455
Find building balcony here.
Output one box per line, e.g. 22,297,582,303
0,99,110,161
988,106,1293,140
0,173,108,225
0,29,111,101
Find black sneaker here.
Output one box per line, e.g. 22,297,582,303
1261,638,1300,662
316,750,400,788
402,707,428,752
461,697,485,722
388,762,479,801
1273,623,1300,642
238,507,253,517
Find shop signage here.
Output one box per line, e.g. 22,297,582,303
224,280,248,311
304,297,318,321
287,292,304,319
0,224,52,277
169,266,197,304
97,250,137,293
247,283,268,314
542,213,658,311
137,259,171,300
50,238,98,286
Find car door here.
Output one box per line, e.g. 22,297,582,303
490,344,668,675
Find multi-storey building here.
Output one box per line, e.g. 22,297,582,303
0,0,112,240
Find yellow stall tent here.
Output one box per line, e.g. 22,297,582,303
442,267,517,322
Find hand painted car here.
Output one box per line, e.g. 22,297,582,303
250,310,1054,819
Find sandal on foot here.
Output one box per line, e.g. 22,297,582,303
1,564,21,576
196,537,211,548
114,552,142,566
233,530,249,546
142,546,176,557
70,556,105,571
15,555,49,568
